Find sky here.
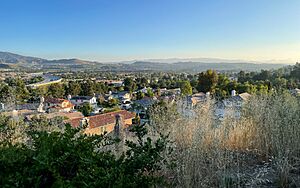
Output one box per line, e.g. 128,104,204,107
0,0,299,63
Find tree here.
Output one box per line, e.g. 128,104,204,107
253,70,272,81
0,84,14,103
79,103,93,116
136,91,145,100
197,70,218,93
67,81,82,96
290,62,300,80
5,78,29,102
124,78,137,92
146,88,154,97
101,98,119,108
48,83,65,98
95,82,108,94
80,80,95,96
273,78,287,90
179,81,192,96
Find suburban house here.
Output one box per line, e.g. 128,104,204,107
215,90,252,119
159,95,176,104
159,88,168,95
186,92,209,107
67,110,135,135
160,88,181,96
139,87,153,94
44,98,74,113
111,91,131,102
168,88,181,96
133,97,157,113
69,95,97,107
223,90,251,108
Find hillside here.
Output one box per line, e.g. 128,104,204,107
0,51,289,72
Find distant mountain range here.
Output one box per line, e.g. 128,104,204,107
0,51,293,72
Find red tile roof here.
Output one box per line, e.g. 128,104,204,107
67,110,135,128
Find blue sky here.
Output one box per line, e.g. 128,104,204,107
0,0,299,62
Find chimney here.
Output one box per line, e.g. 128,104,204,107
0,103,5,111
114,114,124,137
231,90,236,97
79,117,89,129
67,94,72,100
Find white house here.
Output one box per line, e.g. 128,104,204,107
139,87,152,94
112,91,131,102
216,90,252,119
223,90,251,108
69,95,97,107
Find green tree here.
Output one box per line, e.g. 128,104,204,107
290,62,300,80
5,78,29,102
80,80,95,96
273,78,287,90
0,84,15,104
101,98,119,108
179,81,192,96
124,78,137,92
79,103,93,116
136,91,145,100
146,88,154,97
197,70,218,93
48,83,65,98
67,81,82,96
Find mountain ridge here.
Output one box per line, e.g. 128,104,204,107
0,51,292,72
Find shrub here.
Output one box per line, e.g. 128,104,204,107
0,123,171,187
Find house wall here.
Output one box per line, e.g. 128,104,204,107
71,97,97,106
84,118,133,135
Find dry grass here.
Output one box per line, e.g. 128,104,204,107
149,93,300,187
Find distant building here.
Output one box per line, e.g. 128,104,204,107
139,87,152,94
160,88,181,96
96,80,124,87
67,110,135,135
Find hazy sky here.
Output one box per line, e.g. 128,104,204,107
0,0,299,62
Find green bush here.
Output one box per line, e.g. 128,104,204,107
0,123,171,187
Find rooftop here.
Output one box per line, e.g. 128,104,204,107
71,96,94,100
45,98,68,104
67,110,135,129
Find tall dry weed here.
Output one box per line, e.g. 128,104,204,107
149,93,300,187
